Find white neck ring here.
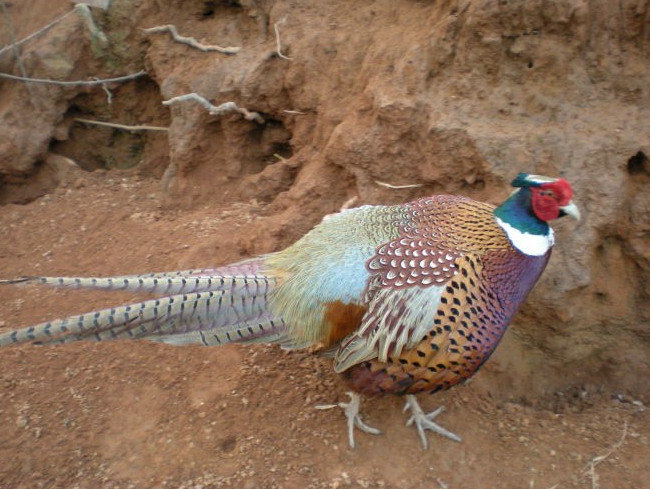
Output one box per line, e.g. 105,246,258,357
495,217,554,256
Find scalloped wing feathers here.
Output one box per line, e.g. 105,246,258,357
266,195,512,365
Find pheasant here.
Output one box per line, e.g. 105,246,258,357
0,173,579,448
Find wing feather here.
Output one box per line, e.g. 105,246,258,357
333,284,446,372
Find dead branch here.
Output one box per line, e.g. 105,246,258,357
0,70,147,86
374,180,424,189
162,93,264,124
274,16,292,60
142,25,240,54
74,118,169,132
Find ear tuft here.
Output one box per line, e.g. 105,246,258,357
510,173,533,188
511,173,564,189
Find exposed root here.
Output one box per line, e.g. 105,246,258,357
0,0,32,97
0,7,74,57
374,180,424,189
142,24,240,54
0,71,147,86
274,16,292,60
74,118,169,132
163,93,264,124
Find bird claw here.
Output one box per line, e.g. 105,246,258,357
403,394,462,449
316,391,382,449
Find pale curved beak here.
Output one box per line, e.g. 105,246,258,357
560,200,581,220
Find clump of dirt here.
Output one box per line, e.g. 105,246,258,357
0,0,649,487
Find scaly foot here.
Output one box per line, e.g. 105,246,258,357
403,394,462,449
316,391,382,448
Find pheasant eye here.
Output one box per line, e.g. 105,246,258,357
539,189,554,197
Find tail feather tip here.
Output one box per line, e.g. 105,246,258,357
0,276,35,285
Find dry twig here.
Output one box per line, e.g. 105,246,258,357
0,70,147,86
374,180,424,189
274,16,292,60
583,421,628,489
142,25,240,54
163,93,264,124
273,153,288,162
74,118,169,132
339,196,359,211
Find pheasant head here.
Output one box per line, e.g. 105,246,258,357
494,173,580,256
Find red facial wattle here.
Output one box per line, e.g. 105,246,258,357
531,179,573,222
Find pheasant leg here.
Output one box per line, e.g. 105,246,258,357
316,391,382,448
403,394,462,449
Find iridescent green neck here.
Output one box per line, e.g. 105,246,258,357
493,188,549,236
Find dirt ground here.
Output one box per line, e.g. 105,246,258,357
0,172,648,489
1,0,650,487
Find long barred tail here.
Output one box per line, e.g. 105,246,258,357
1,259,265,296
0,258,289,348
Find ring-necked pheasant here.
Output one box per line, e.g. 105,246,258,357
0,173,579,448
